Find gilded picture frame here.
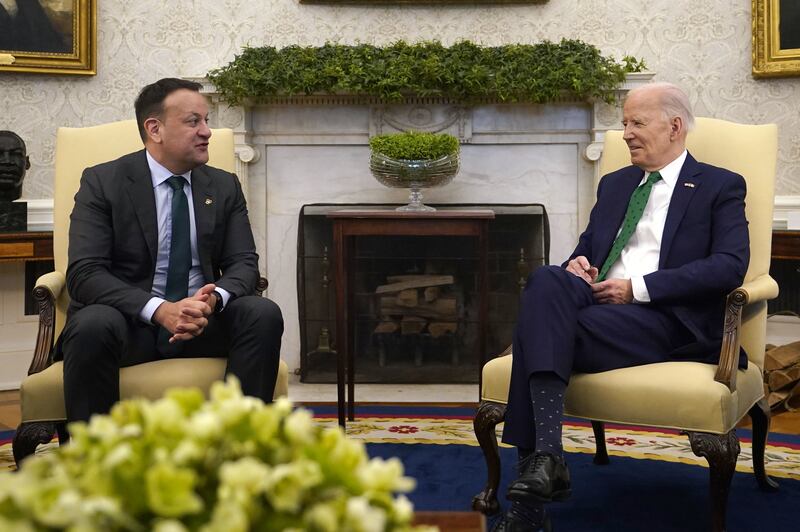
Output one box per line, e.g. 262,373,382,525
0,0,96,76
752,0,800,78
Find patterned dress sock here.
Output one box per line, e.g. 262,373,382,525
528,372,567,456
510,448,545,525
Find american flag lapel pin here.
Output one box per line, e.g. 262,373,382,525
684,182,695,188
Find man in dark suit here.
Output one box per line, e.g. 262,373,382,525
59,78,283,423
493,82,749,531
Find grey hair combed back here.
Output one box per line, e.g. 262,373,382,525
629,81,695,132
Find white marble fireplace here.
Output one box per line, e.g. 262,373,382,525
200,73,654,374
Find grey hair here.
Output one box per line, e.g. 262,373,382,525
628,82,695,132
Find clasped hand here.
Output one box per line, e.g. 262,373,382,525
153,284,217,343
565,256,633,304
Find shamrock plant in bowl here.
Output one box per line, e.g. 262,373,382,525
369,131,460,212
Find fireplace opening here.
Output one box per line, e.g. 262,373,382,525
298,204,549,384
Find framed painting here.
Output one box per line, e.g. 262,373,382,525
753,0,800,78
0,0,96,75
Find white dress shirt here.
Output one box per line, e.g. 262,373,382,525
605,149,688,303
138,151,230,323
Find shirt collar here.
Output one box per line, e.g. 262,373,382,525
146,150,192,188
641,149,687,189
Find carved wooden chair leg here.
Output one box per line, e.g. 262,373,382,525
591,420,610,465
748,397,779,491
472,400,507,515
12,421,57,467
686,430,740,532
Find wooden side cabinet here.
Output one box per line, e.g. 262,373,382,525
0,232,53,263
772,230,800,260
769,230,800,314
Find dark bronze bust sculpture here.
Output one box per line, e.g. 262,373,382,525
0,130,30,202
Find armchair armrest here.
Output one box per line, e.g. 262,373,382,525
734,274,779,304
29,271,66,375
35,271,66,298
714,274,779,391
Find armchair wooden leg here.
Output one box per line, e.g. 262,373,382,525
748,397,779,491
686,430,740,532
12,421,57,467
472,400,506,515
591,420,610,465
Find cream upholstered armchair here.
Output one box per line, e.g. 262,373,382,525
472,118,779,532
12,120,288,466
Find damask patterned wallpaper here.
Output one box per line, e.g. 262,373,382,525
1,0,798,198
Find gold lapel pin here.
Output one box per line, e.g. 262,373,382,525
205,198,213,205
684,183,696,188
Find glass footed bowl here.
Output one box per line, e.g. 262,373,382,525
369,151,460,212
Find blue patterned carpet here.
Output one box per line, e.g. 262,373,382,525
369,442,800,531
314,405,800,531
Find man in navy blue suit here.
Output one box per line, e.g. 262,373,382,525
493,82,749,531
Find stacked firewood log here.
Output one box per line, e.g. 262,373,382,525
373,275,459,338
764,341,800,412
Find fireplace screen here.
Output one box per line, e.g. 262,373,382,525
298,204,549,383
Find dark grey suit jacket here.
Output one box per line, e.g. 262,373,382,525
65,149,259,322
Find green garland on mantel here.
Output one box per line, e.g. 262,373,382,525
207,39,646,105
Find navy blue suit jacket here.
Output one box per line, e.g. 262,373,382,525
566,152,750,366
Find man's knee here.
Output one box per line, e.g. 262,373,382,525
524,265,566,295
61,305,127,364
519,264,593,318
227,296,284,335
527,265,563,282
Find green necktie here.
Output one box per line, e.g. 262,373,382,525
595,171,662,283
158,175,191,354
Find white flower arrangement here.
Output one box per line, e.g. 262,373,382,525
0,378,437,532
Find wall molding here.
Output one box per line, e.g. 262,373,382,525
16,198,55,231
774,196,800,230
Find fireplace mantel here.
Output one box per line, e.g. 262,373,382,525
197,72,655,373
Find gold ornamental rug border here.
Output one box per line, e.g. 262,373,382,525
313,416,800,481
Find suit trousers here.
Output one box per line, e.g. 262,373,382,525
61,295,283,423
501,265,694,449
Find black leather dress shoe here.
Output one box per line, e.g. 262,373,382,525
506,451,571,504
491,509,552,532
